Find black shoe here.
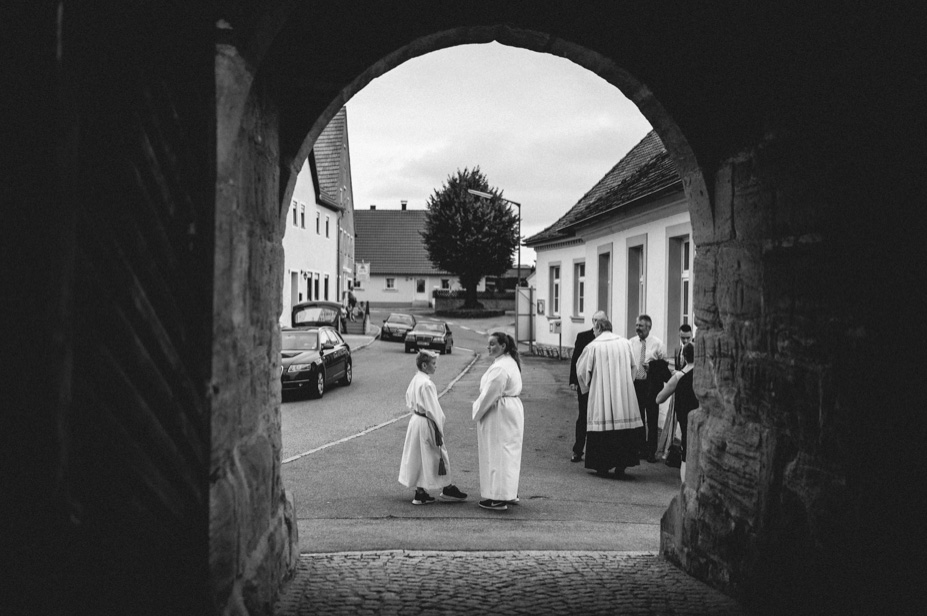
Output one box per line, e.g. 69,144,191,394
646,454,659,463
571,454,583,463
440,485,467,501
479,499,508,511
412,490,435,505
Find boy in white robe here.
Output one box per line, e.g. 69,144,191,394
399,350,468,505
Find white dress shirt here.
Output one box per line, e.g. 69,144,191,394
628,334,666,380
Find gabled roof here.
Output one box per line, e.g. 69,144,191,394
525,131,681,246
312,108,347,208
354,209,449,276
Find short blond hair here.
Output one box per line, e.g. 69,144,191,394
416,349,438,371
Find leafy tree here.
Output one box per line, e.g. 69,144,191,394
421,167,519,308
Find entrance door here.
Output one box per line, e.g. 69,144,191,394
414,278,427,304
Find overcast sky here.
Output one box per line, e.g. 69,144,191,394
344,42,653,267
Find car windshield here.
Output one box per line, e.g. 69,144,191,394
281,331,319,351
293,306,337,324
387,314,414,325
413,323,445,333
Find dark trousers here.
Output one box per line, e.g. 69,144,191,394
678,414,689,461
573,392,588,456
634,379,658,455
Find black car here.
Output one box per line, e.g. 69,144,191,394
280,326,352,398
404,321,454,354
380,313,416,341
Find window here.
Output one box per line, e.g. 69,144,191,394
324,274,330,301
626,237,646,335
597,244,612,315
441,279,450,289
550,265,561,316
386,278,395,289
681,239,691,325
573,262,585,315
325,216,330,238
316,211,320,234
416,279,425,293
314,273,320,299
299,204,305,228
292,201,298,226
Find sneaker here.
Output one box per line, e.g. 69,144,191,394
440,485,467,501
412,491,435,505
479,499,508,511
571,454,583,463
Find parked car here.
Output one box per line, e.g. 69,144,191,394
291,300,346,333
380,313,416,341
280,326,352,398
404,321,454,354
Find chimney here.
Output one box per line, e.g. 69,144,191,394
370,205,376,210
401,200,407,210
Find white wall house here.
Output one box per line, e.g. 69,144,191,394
525,131,695,355
353,204,485,306
280,108,355,325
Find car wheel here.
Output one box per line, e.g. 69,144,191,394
405,345,412,353
339,361,352,386
310,370,325,399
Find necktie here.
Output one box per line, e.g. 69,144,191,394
637,337,647,379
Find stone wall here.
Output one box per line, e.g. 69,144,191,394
660,138,872,614
210,61,298,615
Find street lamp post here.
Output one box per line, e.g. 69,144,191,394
468,188,522,350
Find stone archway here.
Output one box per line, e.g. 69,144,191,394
210,6,853,616
8,3,918,615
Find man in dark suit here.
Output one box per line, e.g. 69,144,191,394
568,310,607,462
674,324,693,371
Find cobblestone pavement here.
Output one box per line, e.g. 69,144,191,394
275,550,748,615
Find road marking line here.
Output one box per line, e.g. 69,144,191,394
460,326,471,330
282,352,482,465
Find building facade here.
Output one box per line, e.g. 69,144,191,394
280,108,355,325
354,204,485,306
526,131,693,355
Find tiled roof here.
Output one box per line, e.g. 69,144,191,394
525,131,681,246
354,209,449,275
313,108,346,206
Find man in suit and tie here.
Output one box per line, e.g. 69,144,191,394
674,324,694,371
629,314,667,462
568,310,607,462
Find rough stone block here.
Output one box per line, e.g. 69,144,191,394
716,245,762,319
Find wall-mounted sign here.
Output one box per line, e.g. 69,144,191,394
356,262,370,281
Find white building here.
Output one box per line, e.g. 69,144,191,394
525,131,695,355
280,108,355,325
353,204,485,306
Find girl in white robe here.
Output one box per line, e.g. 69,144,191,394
399,350,467,505
472,332,524,511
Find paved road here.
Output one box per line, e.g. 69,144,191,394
276,308,747,615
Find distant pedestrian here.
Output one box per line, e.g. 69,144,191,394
472,332,524,511
568,310,607,463
347,290,357,322
398,350,468,505
629,314,667,462
575,318,643,477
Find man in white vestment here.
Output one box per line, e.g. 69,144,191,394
576,318,643,476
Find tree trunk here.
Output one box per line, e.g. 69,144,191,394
461,276,482,309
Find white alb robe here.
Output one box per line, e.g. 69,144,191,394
472,354,524,501
398,371,451,491
576,332,642,432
